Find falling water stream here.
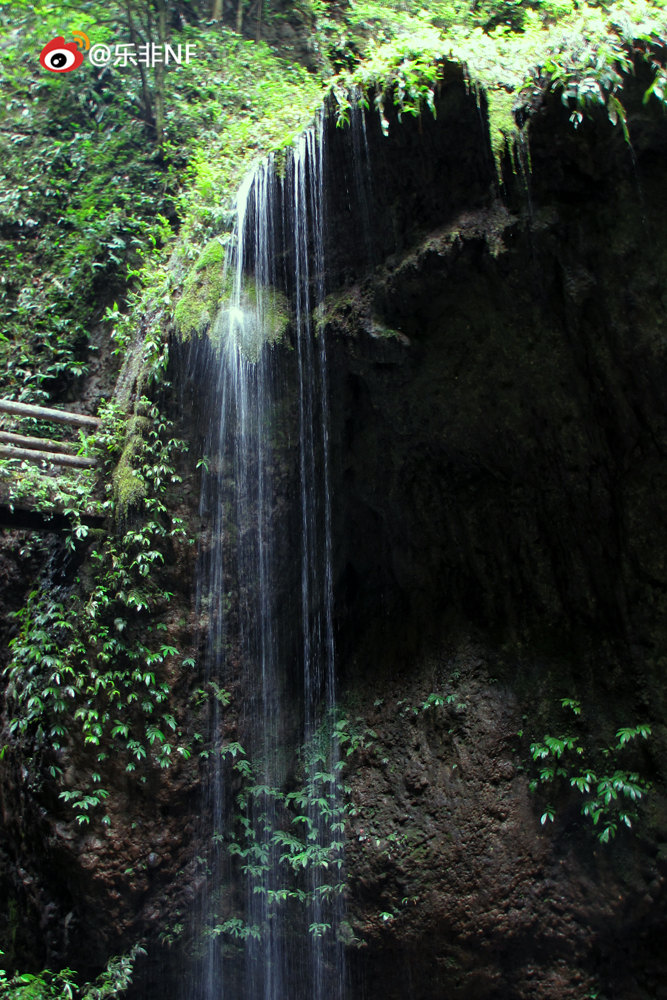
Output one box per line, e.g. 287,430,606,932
188,117,346,1000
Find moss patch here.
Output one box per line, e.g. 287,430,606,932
209,279,290,362
174,238,289,361
484,86,519,174
174,239,230,340
111,415,151,517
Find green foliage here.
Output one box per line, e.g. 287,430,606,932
202,714,373,946
98,21,322,395
0,2,324,415
2,0,666,423
78,945,145,1000
0,408,107,557
319,0,587,48
528,698,653,842
2,0,666,977
170,26,322,243
420,691,468,713
0,2,177,406
328,23,445,130
0,944,143,999
325,2,667,170
0,965,78,999
0,460,100,525
389,687,468,718
3,399,192,823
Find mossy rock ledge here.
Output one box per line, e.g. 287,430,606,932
174,239,289,360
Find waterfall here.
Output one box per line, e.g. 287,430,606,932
187,115,346,1000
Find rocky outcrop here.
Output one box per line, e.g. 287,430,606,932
318,63,667,999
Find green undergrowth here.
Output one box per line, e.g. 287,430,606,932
0,408,102,528
3,0,667,983
0,460,99,524
104,23,322,385
4,2,667,415
105,2,667,382
199,712,375,949
0,3,176,408
326,2,667,169
0,943,143,999
1,5,322,411
2,396,193,827
171,27,323,243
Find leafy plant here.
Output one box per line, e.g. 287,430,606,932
326,2,667,169
200,713,374,948
0,944,143,999
0,3,179,407
3,399,192,824
528,698,652,842
421,691,467,713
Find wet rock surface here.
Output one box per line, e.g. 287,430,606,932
319,71,667,999
341,640,666,999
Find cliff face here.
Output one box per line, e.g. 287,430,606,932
323,65,667,646
2,59,667,1000
316,65,667,998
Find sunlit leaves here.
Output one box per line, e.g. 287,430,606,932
528,700,652,843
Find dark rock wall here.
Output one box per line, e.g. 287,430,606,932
323,68,667,647
319,70,667,999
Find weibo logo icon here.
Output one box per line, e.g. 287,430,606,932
40,33,89,73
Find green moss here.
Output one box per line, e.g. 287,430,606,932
174,239,230,340
197,239,225,269
485,87,518,175
174,238,289,360
113,461,147,515
316,287,411,343
316,287,371,339
207,279,290,362
368,319,406,341
273,146,290,181
111,415,151,516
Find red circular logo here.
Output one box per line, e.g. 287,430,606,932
39,37,84,73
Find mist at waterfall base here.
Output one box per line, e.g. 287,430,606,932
184,120,347,1000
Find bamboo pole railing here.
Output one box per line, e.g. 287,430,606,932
0,399,101,428
0,399,100,468
0,431,79,454
0,445,96,468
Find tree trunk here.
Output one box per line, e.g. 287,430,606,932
126,0,155,138
153,0,168,152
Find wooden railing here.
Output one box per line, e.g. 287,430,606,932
0,399,100,468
